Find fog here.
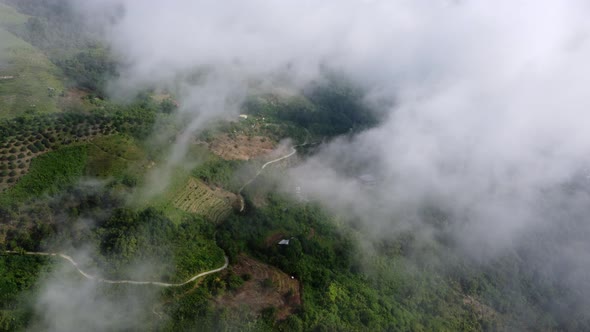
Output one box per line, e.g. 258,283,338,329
77,0,590,250
29,0,590,329
28,250,159,332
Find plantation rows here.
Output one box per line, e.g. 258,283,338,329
0,107,155,191
173,178,234,222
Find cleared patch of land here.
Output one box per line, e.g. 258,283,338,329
57,88,90,112
215,255,301,320
209,134,275,160
172,177,237,222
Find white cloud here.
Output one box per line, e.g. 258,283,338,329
65,0,590,323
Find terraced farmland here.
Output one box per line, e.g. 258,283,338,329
173,177,237,222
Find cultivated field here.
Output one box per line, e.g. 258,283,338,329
0,114,123,191
172,177,237,222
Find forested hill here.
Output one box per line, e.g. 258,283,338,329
0,1,586,331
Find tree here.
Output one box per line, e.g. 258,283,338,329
280,315,304,332
160,98,178,114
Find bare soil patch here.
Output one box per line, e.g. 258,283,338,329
58,88,88,110
215,255,301,320
209,134,275,160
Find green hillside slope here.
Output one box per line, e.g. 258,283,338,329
0,4,63,117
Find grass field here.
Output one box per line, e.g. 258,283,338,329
0,3,27,26
0,4,64,118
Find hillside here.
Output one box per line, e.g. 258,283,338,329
0,4,65,117
0,1,587,332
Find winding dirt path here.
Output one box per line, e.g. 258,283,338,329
3,251,228,287
235,131,317,212
238,129,313,194
238,146,298,193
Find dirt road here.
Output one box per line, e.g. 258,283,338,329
3,251,228,287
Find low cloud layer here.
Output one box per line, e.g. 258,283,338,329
29,251,160,332
56,0,590,326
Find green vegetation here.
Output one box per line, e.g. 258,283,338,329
0,100,157,192
0,183,226,328
1,179,225,281
57,48,117,98
86,134,145,178
0,1,68,117
0,3,580,330
192,157,246,191
0,145,87,205
172,177,235,223
137,151,247,225
211,195,479,331
0,254,50,332
3,0,98,58
1,0,116,111
0,27,64,117
243,78,379,140
0,3,28,27
92,207,225,281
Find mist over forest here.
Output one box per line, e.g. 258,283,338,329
0,0,589,331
